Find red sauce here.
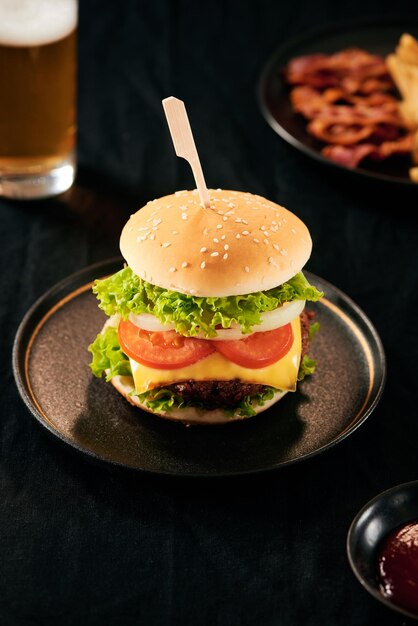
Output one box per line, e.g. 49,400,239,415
378,521,418,616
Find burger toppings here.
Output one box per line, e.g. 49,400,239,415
214,325,293,368
118,322,215,369
92,266,322,338
128,297,306,339
90,311,318,417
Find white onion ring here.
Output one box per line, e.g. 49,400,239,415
129,299,305,340
203,299,306,341
129,313,176,332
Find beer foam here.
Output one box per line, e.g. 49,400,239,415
0,0,77,47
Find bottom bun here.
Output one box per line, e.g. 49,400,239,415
110,375,288,425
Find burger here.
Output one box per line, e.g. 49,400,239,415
88,188,322,425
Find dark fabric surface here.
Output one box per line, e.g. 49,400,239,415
1,1,418,624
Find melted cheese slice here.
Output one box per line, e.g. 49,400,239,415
130,317,301,394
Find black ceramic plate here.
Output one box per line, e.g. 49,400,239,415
13,258,385,477
347,481,418,620
258,20,418,185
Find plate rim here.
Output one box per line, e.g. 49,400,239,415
257,16,418,186
13,258,386,477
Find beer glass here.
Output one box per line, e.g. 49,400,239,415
0,0,77,199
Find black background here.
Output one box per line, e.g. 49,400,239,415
1,1,418,624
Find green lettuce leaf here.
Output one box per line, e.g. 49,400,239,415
297,355,317,381
309,321,320,341
228,386,278,418
92,267,323,338
88,326,131,381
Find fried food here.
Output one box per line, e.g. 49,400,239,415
387,33,418,176
284,48,412,171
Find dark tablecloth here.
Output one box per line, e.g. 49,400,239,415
2,1,418,624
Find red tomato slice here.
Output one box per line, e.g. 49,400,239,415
214,324,294,369
118,320,215,369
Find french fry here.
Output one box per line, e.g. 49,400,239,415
409,166,418,181
387,33,418,179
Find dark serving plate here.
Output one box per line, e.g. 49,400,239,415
13,258,385,477
347,481,418,620
258,19,418,185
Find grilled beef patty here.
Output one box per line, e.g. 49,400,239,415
166,311,313,410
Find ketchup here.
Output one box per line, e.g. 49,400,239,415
378,521,418,616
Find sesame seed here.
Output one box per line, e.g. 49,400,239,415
261,225,266,231
169,267,176,273
235,218,243,223
253,238,260,243
200,261,206,269
224,244,229,250
263,239,269,245
225,210,234,216
211,252,219,257
217,210,224,215
264,231,270,237
200,247,207,253
172,230,179,235
137,235,146,242
223,253,228,260
236,233,241,239
228,202,235,208
179,205,188,210
181,214,188,220
216,224,223,229
242,230,249,236
291,228,297,234
221,234,226,240
273,243,280,251
213,238,219,243
242,219,248,225
268,256,279,269
244,266,250,273
279,249,288,256
152,218,162,226
203,228,209,235
181,261,189,268
272,221,277,225
223,216,228,222
162,242,171,248
149,234,156,240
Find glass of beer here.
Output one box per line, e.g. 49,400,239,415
0,0,77,199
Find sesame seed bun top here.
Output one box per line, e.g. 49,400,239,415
120,189,312,297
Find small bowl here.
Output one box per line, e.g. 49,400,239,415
347,480,418,621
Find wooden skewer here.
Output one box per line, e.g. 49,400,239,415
162,96,210,208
